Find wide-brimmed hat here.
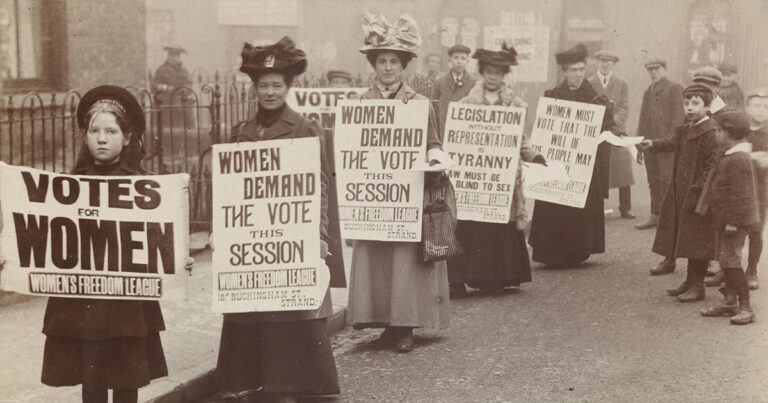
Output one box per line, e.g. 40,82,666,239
594,49,619,62
643,56,667,69
555,44,588,66
472,43,518,66
692,66,723,86
240,36,308,78
359,12,421,57
163,44,186,54
77,85,145,137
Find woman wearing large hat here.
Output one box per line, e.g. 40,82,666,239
213,36,340,403
528,44,615,267
447,44,546,297
347,13,449,353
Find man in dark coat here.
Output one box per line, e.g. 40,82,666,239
528,44,613,267
588,49,634,219
635,57,685,276
153,45,193,130
639,84,724,302
431,44,476,136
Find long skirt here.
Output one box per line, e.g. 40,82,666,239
448,221,531,289
41,333,167,388
349,241,449,329
214,319,339,395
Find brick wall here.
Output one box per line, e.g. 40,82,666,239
66,0,147,91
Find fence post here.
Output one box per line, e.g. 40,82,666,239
212,70,222,144
154,90,165,172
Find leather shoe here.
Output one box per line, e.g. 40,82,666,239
677,284,705,302
620,211,636,219
635,215,658,229
666,281,690,296
650,258,675,275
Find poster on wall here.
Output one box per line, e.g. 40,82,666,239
218,0,298,26
443,103,526,223
526,97,605,208
333,99,428,242
0,163,190,300
210,138,330,313
483,25,550,83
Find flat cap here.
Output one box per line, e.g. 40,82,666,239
163,44,186,54
447,44,471,56
692,66,723,86
718,111,751,138
683,83,714,98
746,87,768,102
593,49,619,62
644,56,667,69
717,62,737,74
326,70,352,82
555,44,588,66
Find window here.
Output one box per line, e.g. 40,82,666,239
0,0,65,92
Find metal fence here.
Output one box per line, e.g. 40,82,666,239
0,71,426,231
0,73,262,232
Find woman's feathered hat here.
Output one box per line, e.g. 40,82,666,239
472,43,518,66
359,12,421,57
240,36,308,77
76,85,145,137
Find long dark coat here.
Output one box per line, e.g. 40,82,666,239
42,160,168,388
651,117,723,260
225,105,339,323
431,71,477,135
589,73,634,188
528,80,613,265
636,77,685,182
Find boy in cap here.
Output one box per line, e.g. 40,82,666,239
698,111,759,325
638,84,724,302
717,63,744,110
327,70,353,87
744,88,768,289
432,44,476,136
588,49,634,219
636,57,685,276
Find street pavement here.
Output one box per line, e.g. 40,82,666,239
2,164,768,402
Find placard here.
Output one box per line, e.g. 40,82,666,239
286,87,367,131
0,163,190,300
211,138,329,313
443,102,526,222
334,99,428,241
527,97,605,208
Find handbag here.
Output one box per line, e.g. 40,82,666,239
421,172,463,262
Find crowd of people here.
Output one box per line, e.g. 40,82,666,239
2,11,768,403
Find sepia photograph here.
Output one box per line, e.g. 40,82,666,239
1,0,768,401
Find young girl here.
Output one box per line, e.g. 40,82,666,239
38,85,192,403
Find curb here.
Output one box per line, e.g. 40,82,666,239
146,304,348,403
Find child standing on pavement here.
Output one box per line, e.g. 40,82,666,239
33,86,193,403
638,83,724,303
744,89,768,290
698,112,760,324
